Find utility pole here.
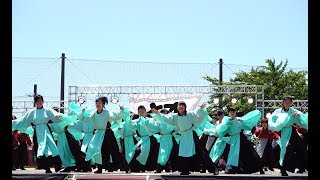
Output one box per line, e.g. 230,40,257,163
60,53,65,113
33,84,37,107
219,59,223,109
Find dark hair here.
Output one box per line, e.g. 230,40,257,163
178,101,187,108
228,107,236,112
212,116,219,120
138,105,146,111
95,96,108,106
34,94,44,103
217,110,224,116
261,118,268,123
160,109,169,114
177,101,187,116
283,95,293,102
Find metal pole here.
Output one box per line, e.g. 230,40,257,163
262,87,265,117
219,59,223,84
33,84,37,107
219,59,223,109
60,53,65,113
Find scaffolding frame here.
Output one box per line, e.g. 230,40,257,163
12,85,308,117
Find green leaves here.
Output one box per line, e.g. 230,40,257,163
204,58,308,115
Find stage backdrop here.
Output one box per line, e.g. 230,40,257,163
129,93,203,114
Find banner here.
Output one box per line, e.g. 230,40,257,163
128,93,203,114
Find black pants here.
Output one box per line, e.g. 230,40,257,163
101,129,129,171
217,143,230,170
282,127,308,173
129,136,160,172
120,136,137,171
33,126,62,170
176,131,217,173
261,140,276,168
167,136,179,171
194,131,218,173
65,130,89,171
145,136,160,171
12,147,19,169
199,134,209,151
237,132,263,174
17,142,28,168
273,144,281,168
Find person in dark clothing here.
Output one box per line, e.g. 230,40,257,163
12,109,19,170
17,132,32,170
268,96,308,176
254,118,280,171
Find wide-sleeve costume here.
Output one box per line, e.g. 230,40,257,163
211,110,262,173
152,108,218,175
140,117,176,168
121,118,138,164
84,108,130,172
49,116,78,169
128,116,160,171
12,107,75,172
268,108,308,173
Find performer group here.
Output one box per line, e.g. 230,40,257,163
12,95,308,176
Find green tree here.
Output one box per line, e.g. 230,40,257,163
204,58,308,116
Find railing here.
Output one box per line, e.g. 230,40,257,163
12,100,69,118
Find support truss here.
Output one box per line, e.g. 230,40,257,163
12,100,69,117
257,100,308,112
69,85,264,96
68,85,265,115
13,85,308,118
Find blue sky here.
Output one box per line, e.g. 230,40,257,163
12,0,308,114
13,0,307,65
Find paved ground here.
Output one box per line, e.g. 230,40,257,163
12,168,308,180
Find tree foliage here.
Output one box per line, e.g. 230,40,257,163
204,58,308,116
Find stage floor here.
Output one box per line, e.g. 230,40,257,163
12,168,308,180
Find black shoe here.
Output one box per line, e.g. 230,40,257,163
264,167,268,171
260,169,265,174
82,167,92,172
281,169,288,176
226,169,236,174
125,168,131,174
268,167,274,171
94,169,102,173
180,171,190,175
200,169,206,173
164,165,171,173
82,169,92,172
214,168,219,175
297,169,304,174
154,168,162,173
61,166,74,172
94,164,103,173
154,169,161,173
154,164,162,173
54,165,63,172
45,169,52,173
140,165,146,172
